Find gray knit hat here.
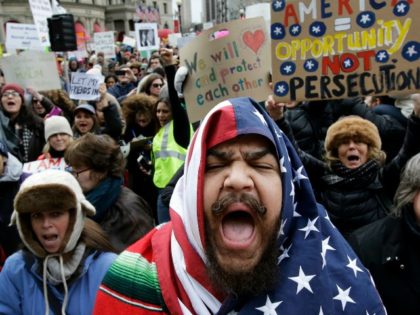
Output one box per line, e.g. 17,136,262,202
44,116,73,141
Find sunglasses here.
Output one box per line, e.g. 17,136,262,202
2,91,20,97
152,83,163,88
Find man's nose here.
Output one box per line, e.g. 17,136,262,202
224,163,254,191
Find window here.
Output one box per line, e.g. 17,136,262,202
163,3,167,14
153,1,157,9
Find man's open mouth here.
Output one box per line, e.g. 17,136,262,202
221,209,256,249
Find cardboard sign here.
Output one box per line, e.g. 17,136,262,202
180,17,272,122
69,72,104,101
271,0,420,102
168,33,182,47
135,23,159,51
123,35,136,47
28,0,53,47
23,158,67,174
94,31,116,59
5,23,44,51
0,51,61,90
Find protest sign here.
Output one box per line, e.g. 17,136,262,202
123,35,136,47
5,23,44,52
135,23,159,51
180,17,272,122
28,0,53,47
23,158,67,174
0,51,60,90
168,33,182,47
94,31,116,59
69,72,104,101
271,0,420,102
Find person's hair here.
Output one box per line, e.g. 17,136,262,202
121,93,158,128
139,73,164,95
81,219,117,253
147,56,162,68
42,89,76,113
152,66,166,78
65,133,125,177
129,61,142,70
105,74,118,84
393,153,420,216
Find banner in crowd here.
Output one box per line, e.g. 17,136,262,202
5,23,44,52
28,0,53,47
271,0,420,102
0,51,61,91
181,17,272,122
135,23,159,51
23,158,67,174
69,72,104,100
123,35,136,47
94,31,116,59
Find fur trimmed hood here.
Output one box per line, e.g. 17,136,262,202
11,170,95,257
325,116,381,155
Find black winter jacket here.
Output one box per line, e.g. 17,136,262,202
348,208,420,315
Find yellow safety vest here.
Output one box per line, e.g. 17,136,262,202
152,121,191,188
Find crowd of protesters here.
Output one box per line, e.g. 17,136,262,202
0,31,419,315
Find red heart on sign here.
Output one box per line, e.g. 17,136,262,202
242,29,265,55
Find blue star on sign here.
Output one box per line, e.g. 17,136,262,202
357,11,375,28
271,23,286,40
343,58,353,69
272,0,285,11
280,62,297,76
309,22,326,37
304,59,319,72
274,81,289,97
289,24,302,37
393,1,410,17
375,50,389,63
402,41,419,62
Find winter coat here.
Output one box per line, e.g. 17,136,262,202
278,114,420,238
348,208,420,315
284,97,406,161
0,249,116,315
0,110,45,162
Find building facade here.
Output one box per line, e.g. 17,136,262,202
0,0,175,45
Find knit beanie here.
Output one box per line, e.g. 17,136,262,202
44,116,73,141
11,170,96,258
1,83,25,99
325,116,381,155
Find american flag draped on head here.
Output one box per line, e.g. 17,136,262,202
94,97,386,315
168,97,386,314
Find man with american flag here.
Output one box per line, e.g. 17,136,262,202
94,97,386,314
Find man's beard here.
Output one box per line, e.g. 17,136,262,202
204,194,280,297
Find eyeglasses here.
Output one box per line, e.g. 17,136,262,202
32,99,41,103
152,83,163,88
2,91,20,97
66,166,91,178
